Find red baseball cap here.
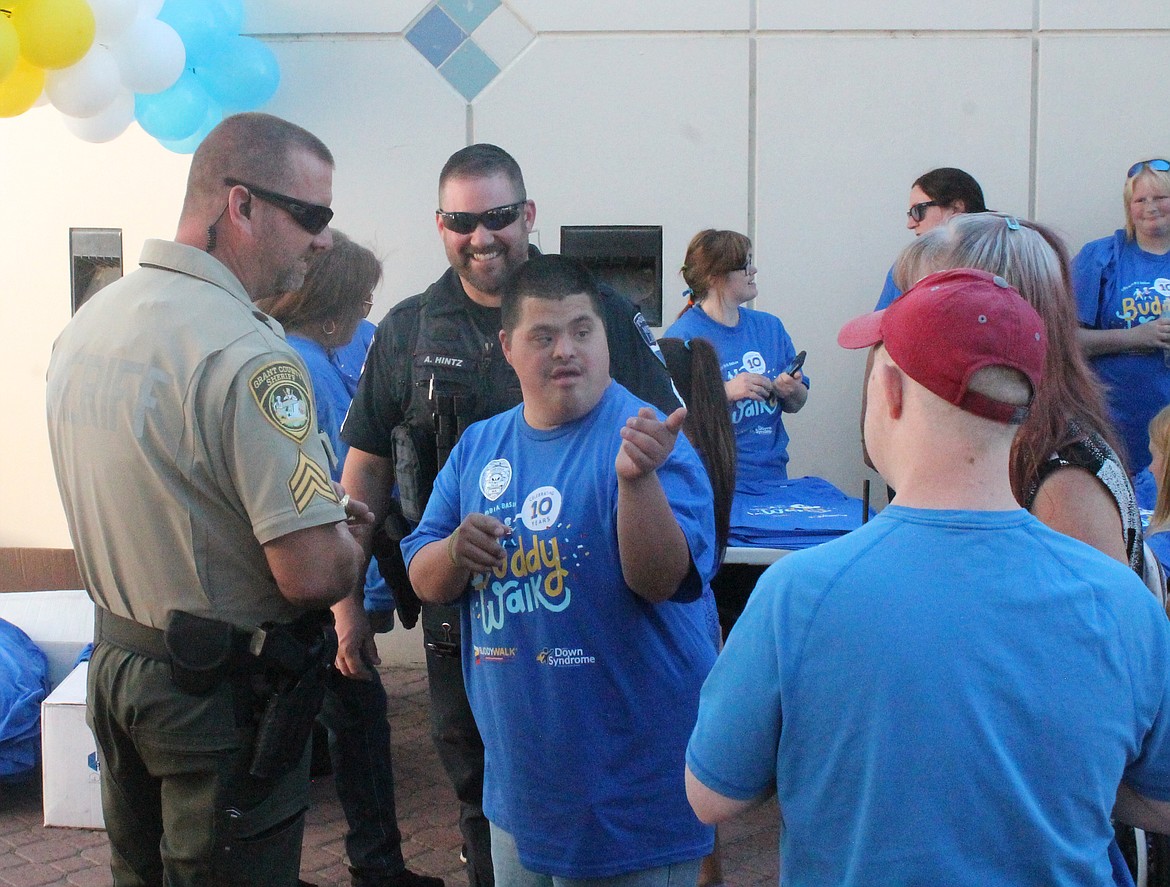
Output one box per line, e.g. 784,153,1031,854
838,268,1046,424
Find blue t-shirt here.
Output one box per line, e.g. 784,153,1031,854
403,382,717,878
688,506,1170,887
1148,529,1170,578
665,304,808,494
287,324,391,612
875,265,902,310
1073,231,1170,473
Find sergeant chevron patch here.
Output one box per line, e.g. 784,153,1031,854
289,450,337,513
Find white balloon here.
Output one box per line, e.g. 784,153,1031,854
46,44,122,118
90,0,140,43
110,14,185,94
64,89,135,143
138,0,165,18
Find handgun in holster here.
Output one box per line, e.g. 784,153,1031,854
371,499,422,629
246,614,337,780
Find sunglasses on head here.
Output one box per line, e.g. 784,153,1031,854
224,178,334,235
907,200,942,222
1128,159,1170,178
436,201,526,235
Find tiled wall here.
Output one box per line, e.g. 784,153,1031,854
3,1,1169,544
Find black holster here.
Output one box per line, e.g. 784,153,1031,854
247,615,337,780
371,498,422,629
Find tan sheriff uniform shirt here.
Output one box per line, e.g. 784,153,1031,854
47,239,344,629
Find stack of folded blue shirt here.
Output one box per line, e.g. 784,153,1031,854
729,476,873,550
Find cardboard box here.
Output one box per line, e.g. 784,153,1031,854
41,661,104,829
0,589,94,688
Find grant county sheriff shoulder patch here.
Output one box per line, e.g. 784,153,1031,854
250,362,313,443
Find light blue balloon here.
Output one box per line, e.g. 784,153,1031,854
213,0,245,34
194,36,279,111
159,0,231,67
134,70,210,141
158,99,222,153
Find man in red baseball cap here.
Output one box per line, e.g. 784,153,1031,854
685,268,1170,886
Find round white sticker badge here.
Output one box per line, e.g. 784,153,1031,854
479,459,512,501
742,350,766,374
521,486,562,532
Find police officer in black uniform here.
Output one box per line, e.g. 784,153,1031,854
339,145,678,887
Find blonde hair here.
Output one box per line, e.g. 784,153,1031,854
1150,404,1170,531
892,212,1120,499
1124,165,1170,241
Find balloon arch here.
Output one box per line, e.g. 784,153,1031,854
0,0,280,153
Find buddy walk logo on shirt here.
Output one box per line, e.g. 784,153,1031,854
471,474,572,635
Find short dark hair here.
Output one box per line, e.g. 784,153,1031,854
185,112,333,206
501,254,604,333
439,144,526,201
913,167,987,214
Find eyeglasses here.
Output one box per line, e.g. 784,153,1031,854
361,297,374,318
907,200,942,222
223,178,334,235
1128,159,1170,178
436,201,526,235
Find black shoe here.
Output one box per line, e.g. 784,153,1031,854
351,869,445,887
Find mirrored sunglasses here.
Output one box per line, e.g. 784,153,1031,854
1128,159,1170,178
224,178,334,235
436,201,526,235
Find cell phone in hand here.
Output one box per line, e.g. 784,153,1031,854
783,350,807,376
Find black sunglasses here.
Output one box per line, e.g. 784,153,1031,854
1128,159,1170,178
224,178,334,235
436,201,526,235
907,200,942,223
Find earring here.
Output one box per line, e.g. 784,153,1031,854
322,319,337,337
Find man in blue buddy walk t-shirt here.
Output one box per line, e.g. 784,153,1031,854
402,254,718,886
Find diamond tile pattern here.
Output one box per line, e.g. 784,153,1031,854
406,5,468,67
438,0,501,35
439,41,500,101
406,0,534,100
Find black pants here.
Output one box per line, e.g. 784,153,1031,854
318,661,406,880
710,563,767,641
423,603,493,887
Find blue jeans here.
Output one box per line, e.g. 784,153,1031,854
489,823,701,887
319,664,405,879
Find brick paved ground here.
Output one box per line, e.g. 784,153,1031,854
0,666,779,886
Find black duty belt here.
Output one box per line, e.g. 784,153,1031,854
95,607,171,660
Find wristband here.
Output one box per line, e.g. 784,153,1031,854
447,527,461,567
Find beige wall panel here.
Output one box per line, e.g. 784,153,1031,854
755,34,1032,496
760,0,1033,31
1039,1,1170,31
264,39,468,311
245,1,421,34
1035,35,1170,256
471,34,751,321
506,0,750,33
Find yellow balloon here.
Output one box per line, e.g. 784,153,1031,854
0,15,17,82
0,55,44,116
13,0,94,70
